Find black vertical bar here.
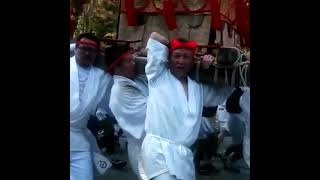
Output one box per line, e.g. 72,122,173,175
115,0,122,39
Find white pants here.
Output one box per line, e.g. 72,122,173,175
151,172,177,180
70,151,95,180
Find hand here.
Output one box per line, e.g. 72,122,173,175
201,54,214,69
150,32,169,46
136,48,148,57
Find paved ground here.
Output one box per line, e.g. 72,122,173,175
96,137,249,180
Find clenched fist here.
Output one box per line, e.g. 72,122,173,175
201,54,215,69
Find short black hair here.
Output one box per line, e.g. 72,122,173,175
105,42,131,68
76,33,100,49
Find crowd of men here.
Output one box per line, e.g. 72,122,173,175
70,32,250,180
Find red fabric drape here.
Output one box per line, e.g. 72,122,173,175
163,0,177,30
124,0,137,26
211,0,223,30
236,0,250,47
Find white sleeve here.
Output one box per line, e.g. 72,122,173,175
145,38,169,84
110,86,147,118
109,84,147,138
202,84,235,107
95,76,114,118
239,87,250,122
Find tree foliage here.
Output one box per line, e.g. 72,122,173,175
74,0,119,38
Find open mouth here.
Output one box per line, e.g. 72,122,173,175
176,66,185,70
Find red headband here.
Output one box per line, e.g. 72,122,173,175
76,41,99,49
107,50,132,72
170,38,198,52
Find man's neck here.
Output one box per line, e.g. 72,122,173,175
77,64,92,71
76,62,92,70
179,76,188,100
170,71,189,99
75,58,92,69
171,72,188,84
180,77,188,84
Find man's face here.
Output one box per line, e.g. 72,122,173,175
169,48,194,79
75,38,99,67
119,53,136,79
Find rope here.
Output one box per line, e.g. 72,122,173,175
244,65,248,85
239,62,249,87
244,65,248,86
196,61,200,82
232,51,242,66
196,48,250,87
224,68,229,85
231,68,236,86
232,52,250,87
214,66,218,83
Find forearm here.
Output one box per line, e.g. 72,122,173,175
150,32,169,46
145,32,170,82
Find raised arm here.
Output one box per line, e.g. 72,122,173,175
109,84,147,139
90,72,113,116
145,32,170,84
95,78,115,119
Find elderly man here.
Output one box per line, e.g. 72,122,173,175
140,32,235,180
106,43,148,180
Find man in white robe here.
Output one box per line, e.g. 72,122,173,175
105,43,148,180
217,87,250,169
217,100,245,147
70,33,112,180
226,87,250,169
140,32,235,180
239,88,250,168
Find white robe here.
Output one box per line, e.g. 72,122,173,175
109,75,148,179
216,87,250,168
217,101,245,145
70,56,113,174
109,75,148,139
239,88,250,168
141,38,234,180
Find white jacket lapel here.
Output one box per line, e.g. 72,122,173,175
70,57,80,113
